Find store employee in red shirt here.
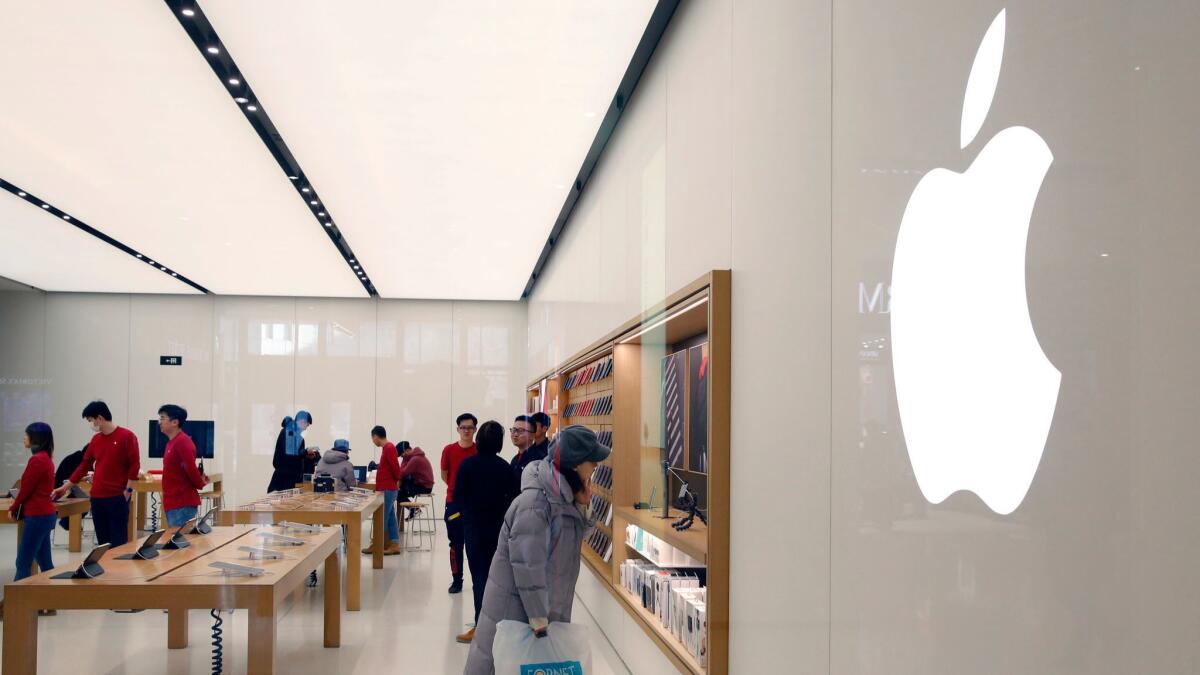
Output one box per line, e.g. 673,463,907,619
158,404,209,527
367,425,402,555
52,401,140,547
9,423,58,582
441,413,478,594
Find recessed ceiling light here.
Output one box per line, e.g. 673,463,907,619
62,215,70,220
288,176,298,180
171,272,178,277
181,8,195,17
349,259,355,263
301,187,310,193
323,222,331,227
206,46,219,55
234,97,249,104
147,260,155,265
17,192,26,197
136,254,142,258
40,204,49,209
317,212,325,217
228,78,240,86
246,105,258,112
309,200,318,205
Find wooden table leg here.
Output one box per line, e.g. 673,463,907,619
345,520,361,611
168,608,189,649
372,506,384,569
247,593,277,675
324,550,341,647
68,512,82,552
2,592,37,674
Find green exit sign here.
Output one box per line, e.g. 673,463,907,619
160,356,182,366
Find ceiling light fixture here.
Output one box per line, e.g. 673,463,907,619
618,295,710,344
166,8,371,297
40,204,49,209
17,191,25,197
62,215,70,220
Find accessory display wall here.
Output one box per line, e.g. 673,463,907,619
527,270,730,675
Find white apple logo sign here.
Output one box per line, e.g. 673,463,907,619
891,8,1060,515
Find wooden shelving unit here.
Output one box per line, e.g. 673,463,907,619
528,270,730,675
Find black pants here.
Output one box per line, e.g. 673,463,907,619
91,495,130,547
444,502,465,582
465,522,503,623
397,476,432,503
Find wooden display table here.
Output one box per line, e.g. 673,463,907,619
2,523,342,675
77,472,224,543
217,491,383,611
0,497,90,554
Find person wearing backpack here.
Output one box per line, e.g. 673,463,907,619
463,425,610,674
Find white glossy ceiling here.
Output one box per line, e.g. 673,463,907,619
0,2,656,300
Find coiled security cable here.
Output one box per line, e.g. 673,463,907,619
210,608,224,674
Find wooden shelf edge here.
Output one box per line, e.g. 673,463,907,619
614,585,707,675
616,505,708,564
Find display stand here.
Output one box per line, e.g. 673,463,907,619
528,270,729,675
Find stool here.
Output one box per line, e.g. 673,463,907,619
412,492,438,535
397,502,432,551
201,488,224,513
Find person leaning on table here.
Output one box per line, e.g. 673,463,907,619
1,422,59,620
51,401,140,547
463,425,610,675
315,439,357,492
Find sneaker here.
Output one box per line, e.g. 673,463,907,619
307,571,319,587
383,542,402,556
456,627,475,644
448,580,463,594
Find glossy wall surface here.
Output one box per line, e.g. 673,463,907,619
0,290,526,506
529,0,1200,672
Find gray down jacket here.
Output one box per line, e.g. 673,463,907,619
314,449,357,492
464,458,589,675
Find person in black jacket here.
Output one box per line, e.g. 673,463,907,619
54,444,87,530
452,420,520,644
266,411,317,493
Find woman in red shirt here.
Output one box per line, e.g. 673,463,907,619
10,423,58,581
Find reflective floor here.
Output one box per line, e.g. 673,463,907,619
0,521,631,674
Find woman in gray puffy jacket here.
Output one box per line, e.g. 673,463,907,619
464,425,610,675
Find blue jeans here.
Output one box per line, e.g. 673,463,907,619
15,514,56,581
166,505,199,528
383,490,400,542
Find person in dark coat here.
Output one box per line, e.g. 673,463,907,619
464,425,610,674
54,444,87,530
453,421,520,644
266,410,316,493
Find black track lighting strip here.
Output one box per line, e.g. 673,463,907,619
0,178,210,293
164,0,376,297
521,0,681,299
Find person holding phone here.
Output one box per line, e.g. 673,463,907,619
157,404,209,527
52,401,140,547
464,425,610,674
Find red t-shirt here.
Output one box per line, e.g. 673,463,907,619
162,432,207,512
375,442,401,491
70,426,140,499
440,442,476,503
11,452,56,517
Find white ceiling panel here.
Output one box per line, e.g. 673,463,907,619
0,195,200,294
0,3,366,297
202,1,657,300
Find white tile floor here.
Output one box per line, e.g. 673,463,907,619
0,519,632,674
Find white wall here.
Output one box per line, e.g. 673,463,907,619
530,0,1200,673
0,288,526,506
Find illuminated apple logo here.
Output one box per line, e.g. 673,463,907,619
891,8,1060,515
